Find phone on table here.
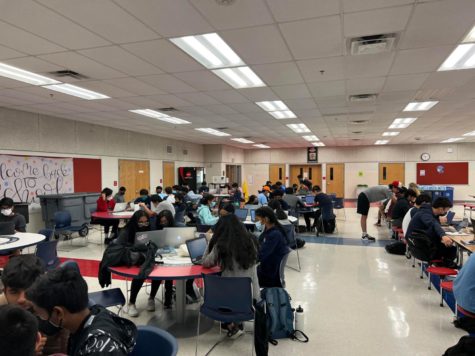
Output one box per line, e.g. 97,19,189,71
461,240,475,245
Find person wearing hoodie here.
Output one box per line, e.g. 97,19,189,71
197,194,219,226
26,266,137,356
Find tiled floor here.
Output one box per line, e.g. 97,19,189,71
53,206,468,356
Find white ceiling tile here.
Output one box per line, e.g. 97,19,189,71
174,71,231,91
389,46,454,75
175,92,220,106
0,0,110,49
315,96,348,108
36,0,159,44
239,87,279,101
79,46,163,76
400,0,475,49
228,102,264,114
280,16,343,60
285,98,318,110
6,86,81,103
297,57,346,83
382,73,429,92
192,0,274,30
267,0,339,22
0,45,25,59
202,104,238,115
114,0,214,37
345,52,395,79
139,74,197,93
205,90,249,104
220,25,292,65
271,84,311,100
420,71,475,90
104,77,166,96
346,77,386,94
144,94,193,108
308,81,346,98
252,62,303,86
78,81,136,98
342,0,414,13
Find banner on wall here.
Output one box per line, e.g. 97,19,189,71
307,147,318,163
0,155,74,203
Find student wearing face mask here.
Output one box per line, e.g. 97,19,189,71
197,194,219,226
254,206,291,288
113,186,126,203
96,188,119,244
0,198,26,232
134,189,151,207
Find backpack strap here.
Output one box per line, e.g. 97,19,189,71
291,330,309,343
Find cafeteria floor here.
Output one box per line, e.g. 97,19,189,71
50,205,468,356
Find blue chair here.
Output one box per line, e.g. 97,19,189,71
279,250,291,289
35,240,59,270
130,325,178,356
38,228,54,241
196,274,255,356
332,197,346,220
54,211,88,244
281,224,301,272
88,288,126,315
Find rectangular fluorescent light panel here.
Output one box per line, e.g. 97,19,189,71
441,137,464,143
463,130,475,136
438,43,475,71
253,144,270,148
0,62,60,86
463,25,475,43
375,140,389,145
312,142,325,147
268,110,297,119
302,135,319,141
255,101,289,111
287,123,311,133
129,109,190,124
170,33,244,69
388,118,417,129
403,101,439,111
195,128,231,136
212,66,265,89
43,83,109,100
231,138,254,144
382,131,400,136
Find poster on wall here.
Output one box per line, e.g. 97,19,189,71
0,155,74,203
307,147,318,163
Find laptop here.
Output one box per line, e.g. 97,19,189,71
113,202,127,212
250,209,256,222
445,211,455,225
135,230,167,247
185,236,208,265
305,195,314,205
162,227,196,248
235,208,248,222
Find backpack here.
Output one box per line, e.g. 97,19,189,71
406,230,437,262
385,241,406,255
261,287,309,345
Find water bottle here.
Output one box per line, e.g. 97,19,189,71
294,305,304,331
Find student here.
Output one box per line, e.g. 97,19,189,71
454,250,475,315
142,194,175,217
198,181,209,194
254,206,290,288
391,188,417,228
271,189,290,211
275,181,286,193
156,185,167,199
197,194,219,226
297,174,312,190
282,187,305,215
230,182,244,205
406,197,456,268
0,197,26,232
202,214,260,337
402,194,431,238
408,182,421,196
26,267,137,356
257,186,270,206
173,193,187,226
357,183,400,241
0,255,69,355
309,185,334,231
268,199,291,226
113,186,126,203
156,209,175,230
0,304,42,356
134,188,151,207
164,186,175,204
184,186,202,203
245,195,258,205
96,188,119,244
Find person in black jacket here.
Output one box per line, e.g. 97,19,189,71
26,267,137,356
391,188,417,228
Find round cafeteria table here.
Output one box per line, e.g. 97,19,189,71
0,232,46,253
109,264,220,338
91,211,134,220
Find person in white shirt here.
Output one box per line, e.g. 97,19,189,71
165,186,175,204
141,194,175,217
402,194,431,238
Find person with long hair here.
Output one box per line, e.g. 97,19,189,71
254,206,290,288
197,194,219,225
245,195,258,205
203,214,260,336
96,187,119,244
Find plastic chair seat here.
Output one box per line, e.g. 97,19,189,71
88,288,126,309
426,266,458,276
440,280,454,292
130,325,178,356
200,305,254,323
457,305,475,318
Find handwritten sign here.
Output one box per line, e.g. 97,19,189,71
0,155,74,203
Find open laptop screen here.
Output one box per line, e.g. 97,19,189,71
186,237,208,263
305,195,314,205
235,208,248,221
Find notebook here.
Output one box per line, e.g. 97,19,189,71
185,236,208,265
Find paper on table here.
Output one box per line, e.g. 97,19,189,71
161,256,192,265
446,231,470,236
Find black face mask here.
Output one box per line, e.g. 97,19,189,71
37,316,62,336
439,212,448,217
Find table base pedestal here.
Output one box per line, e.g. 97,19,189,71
148,309,215,338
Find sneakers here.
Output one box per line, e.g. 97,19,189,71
362,233,376,241
127,304,139,317
147,298,155,312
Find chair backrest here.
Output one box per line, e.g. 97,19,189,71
129,325,178,356
38,228,54,241
54,211,71,229
202,274,254,315
279,250,291,288
88,288,126,308
60,259,80,273
35,240,59,270
196,224,212,233
333,198,344,209
281,224,296,248
174,209,185,224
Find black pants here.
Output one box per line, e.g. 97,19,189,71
304,210,322,229
434,243,457,265
129,279,196,305
102,220,119,236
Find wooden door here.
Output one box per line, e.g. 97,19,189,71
269,164,285,184
379,163,405,185
119,160,150,202
289,165,322,188
163,161,175,188
225,165,242,185
326,163,345,198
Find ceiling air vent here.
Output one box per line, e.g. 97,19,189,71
349,34,397,55
183,149,188,155
349,120,369,125
49,70,88,80
166,145,173,154
352,131,363,134
349,94,377,103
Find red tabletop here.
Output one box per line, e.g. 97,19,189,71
464,204,475,208
109,265,221,280
92,211,133,219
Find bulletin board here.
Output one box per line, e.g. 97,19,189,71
416,162,469,185
72,158,102,193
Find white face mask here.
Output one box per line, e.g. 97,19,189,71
107,196,113,201
1,209,12,216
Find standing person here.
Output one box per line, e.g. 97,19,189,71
198,181,209,194
357,182,401,241
230,182,244,205
197,195,219,226
0,198,26,232
297,174,312,190
258,186,270,206
113,187,126,203
96,188,119,244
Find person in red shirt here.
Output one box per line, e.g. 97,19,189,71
96,188,119,244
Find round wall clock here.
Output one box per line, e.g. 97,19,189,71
421,153,430,161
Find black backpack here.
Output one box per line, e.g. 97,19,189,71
385,241,406,255
406,230,437,262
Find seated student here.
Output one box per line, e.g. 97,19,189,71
156,185,167,200
268,199,292,226
406,197,457,268
197,195,219,226
183,186,202,203
0,304,42,356
402,194,432,238
173,193,187,226
0,197,26,232
257,186,270,206
142,194,175,217
391,188,417,228
96,188,119,244
0,255,69,355
164,186,175,204
297,174,312,191
246,195,258,205
254,206,290,288
270,189,290,211
454,248,475,316
134,188,151,207
198,181,209,194
202,214,260,337
26,267,137,356
230,182,244,205
275,181,286,193
282,187,305,215
113,186,126,203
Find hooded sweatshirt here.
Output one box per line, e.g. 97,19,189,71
197,205,219,226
